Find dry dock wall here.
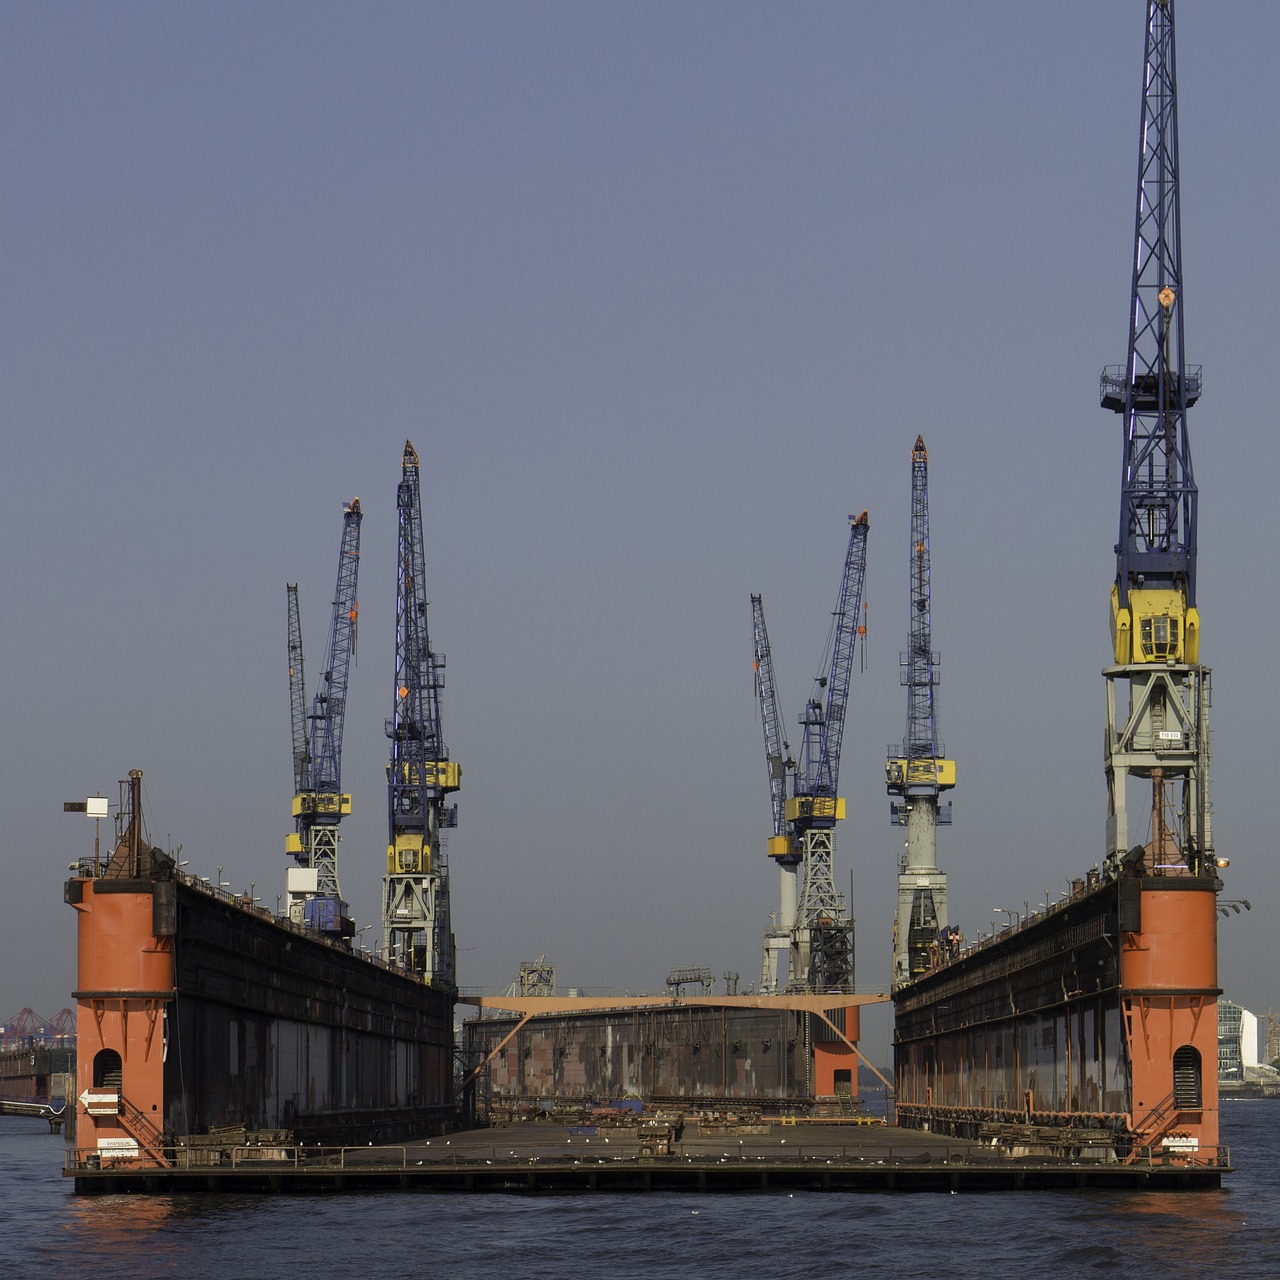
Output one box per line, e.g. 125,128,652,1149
464,1005,850,1106
69,874,455,1150
163,883,454,1141
895,890,1128,1124
893,876,1221,1156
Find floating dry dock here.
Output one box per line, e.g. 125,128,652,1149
65,1121,1228,1194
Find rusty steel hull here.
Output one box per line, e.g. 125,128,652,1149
68,872,455,1152
893,875,1222,1162
0,1044,74,1104
464,1005,857,1107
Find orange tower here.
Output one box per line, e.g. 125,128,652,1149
1119,878,1220,1152
67,770,175,1163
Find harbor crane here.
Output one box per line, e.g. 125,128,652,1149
751,594,797,991
1101,0,1213,881
285,497,362,940
887,437,954,989
752,511,868,993
383,441,459,985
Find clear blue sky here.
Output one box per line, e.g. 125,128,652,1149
3,2,1276,1063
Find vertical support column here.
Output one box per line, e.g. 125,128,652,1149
792,830,853,993
894,798,949,988
1103,664,1211,873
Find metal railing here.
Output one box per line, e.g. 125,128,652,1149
71,858,419,978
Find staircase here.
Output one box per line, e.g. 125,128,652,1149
1122,1090,1182,1163
116,1094,171,1166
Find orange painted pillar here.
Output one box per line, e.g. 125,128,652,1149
811,1004,862,1098
69,878,174,1162
1120,882,1219,1158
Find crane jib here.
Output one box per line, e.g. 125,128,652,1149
795,511,869,811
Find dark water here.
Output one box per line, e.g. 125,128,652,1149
4,1103,1278,1279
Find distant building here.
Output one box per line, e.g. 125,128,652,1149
1218,1001,1256,1081
1218,1001,1280,1095
1259,1010,1280,1066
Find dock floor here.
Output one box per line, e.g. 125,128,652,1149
67,1121,1228,1194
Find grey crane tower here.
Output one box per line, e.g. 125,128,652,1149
887,437,954,989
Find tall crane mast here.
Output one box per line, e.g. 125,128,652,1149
284,498,362,939
383,441,460,985
752,512,868,993
287,586,308,796
886,437,954,988
752,595,793,858
1101,0,1212,879
751,594,796,992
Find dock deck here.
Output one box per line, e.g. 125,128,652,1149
66,1121,1229,1194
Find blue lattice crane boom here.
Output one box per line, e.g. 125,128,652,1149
284,498,362,937
383,441,459,985
1101,0,1213,878
887,438,955,809
1101,0,1199,667
286,584,308,797
387,442,447,842
309,499,362,798
751,593,795,864
903,436,940,759
790,511,869,833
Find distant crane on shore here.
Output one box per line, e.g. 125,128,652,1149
383,441,459,985
0,1008,74,1048
285,497,362,940
752,511,868,994
887,437,954,989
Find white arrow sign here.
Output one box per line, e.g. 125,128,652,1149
79,1088,121,1115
